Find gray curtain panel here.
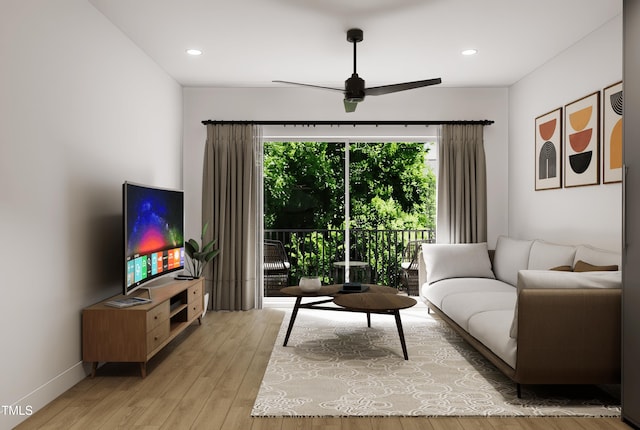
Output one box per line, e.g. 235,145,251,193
436,124,488,244
202,124,262,311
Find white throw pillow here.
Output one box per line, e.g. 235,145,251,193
421,243,495,285
527,240,576,270
509,269,621,338
573,244,621,267
492,236,533,286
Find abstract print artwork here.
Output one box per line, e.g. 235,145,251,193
603,81,623,183
564,92,600,187
535,108,562,190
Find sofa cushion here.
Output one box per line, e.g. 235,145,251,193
527,240,576,270
492,236,533,286
421,243,494,285
424,277,514,309
441,291,516,331
467,310,517,368
509,269,622,338
573,244,621,267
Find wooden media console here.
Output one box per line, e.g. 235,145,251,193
82,278,204,377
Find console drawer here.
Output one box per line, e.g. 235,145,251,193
188,301,203,320
187,282,203,320
147,301,169,331
188,283,203,303
147,322,169,352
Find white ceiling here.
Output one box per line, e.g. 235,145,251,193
89,0,622,89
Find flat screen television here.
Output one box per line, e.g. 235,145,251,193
123,181,185,295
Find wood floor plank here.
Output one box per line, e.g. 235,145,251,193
158,376,216,430
14,308,630,430
340,418,373,430
399,417,436,430
251,417,284,430
487,417,542,430
280,418,313,430
429,417,465,430
568,417,629,430
220,310,284,430
371,416,402,429
456,417,497,430
310,417,342,430
191,309,278,430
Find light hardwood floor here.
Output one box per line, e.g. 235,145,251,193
17,308,631,430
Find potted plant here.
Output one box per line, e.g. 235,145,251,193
290,232,322,292
185,222,219,315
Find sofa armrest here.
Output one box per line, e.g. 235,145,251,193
417,249,427,297
514,288,621,384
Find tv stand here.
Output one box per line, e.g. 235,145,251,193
139,286,153,300
82,277,204,377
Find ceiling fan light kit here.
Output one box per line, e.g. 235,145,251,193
274,28,442,112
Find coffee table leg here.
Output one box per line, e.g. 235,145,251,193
394,310,409,360
366,312,371,327
283,297,302,346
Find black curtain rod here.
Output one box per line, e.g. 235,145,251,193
201,119,494,126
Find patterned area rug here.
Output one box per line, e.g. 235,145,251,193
252,305,620,417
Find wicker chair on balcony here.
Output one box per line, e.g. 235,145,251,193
400,240,431,296
264,239,291,296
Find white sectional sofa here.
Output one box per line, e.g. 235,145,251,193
418,236,621,395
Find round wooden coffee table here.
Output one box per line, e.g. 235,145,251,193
280,283,397,297
280,284,417,360
333,293,416,360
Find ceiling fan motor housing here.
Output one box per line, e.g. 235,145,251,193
345,73,365,102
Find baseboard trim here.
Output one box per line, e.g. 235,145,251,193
3,361,88,429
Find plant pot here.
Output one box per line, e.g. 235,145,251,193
299,276,322,293
202,292,210,318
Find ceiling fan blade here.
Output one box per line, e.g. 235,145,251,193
273,80,343,92
344,99,358,113
364,78,442,96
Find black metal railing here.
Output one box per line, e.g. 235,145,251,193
264,228,434,295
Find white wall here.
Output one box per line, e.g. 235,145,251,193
508,15,622,251
183,86,509,248
0,0,182,427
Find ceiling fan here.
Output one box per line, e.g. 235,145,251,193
274,28,442,113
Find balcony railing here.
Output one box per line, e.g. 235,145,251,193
264,228,434,296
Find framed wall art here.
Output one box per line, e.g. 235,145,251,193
603,81,623,183
535,108,562,190
564,91,600,187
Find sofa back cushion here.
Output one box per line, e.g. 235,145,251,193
492,236,533,286
421,242,495,285
573,244,621,268
527,240,576,270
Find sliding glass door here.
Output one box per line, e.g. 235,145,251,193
263,140,436,296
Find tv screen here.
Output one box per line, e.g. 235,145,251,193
123,181,184,295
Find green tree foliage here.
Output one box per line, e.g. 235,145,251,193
349,142,435,231
264,142,344,229
264,141,435,231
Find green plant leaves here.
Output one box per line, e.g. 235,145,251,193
185,222,219,277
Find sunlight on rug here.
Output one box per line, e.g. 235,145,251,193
251,305,620,417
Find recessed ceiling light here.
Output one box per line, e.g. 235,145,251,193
462,49,478,56
186,49,202,56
